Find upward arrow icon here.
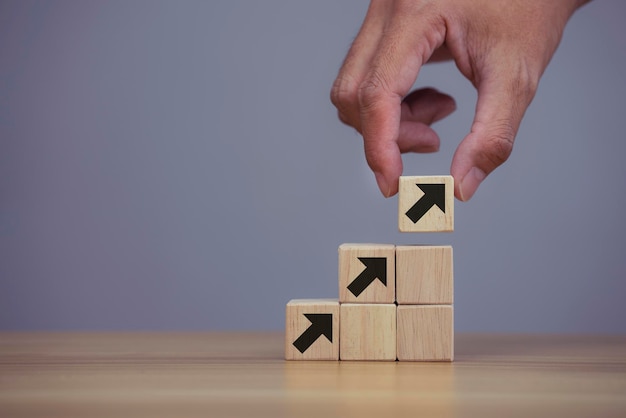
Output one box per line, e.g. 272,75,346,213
292,313,333,354
347,257,387,297
405,183,446,224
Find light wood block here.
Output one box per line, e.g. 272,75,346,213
398,175,454,232
396,245,453,305
397,305,454,361
285,299,339,360
339,303,396,361
338,243,395,304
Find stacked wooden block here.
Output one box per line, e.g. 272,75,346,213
286,176,454,361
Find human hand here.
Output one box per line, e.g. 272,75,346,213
331,0,589,200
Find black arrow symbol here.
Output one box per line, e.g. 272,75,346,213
347,257,387,297
405,183,446,224
293,313,333,354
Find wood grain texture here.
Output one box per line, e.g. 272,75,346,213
338,243,395,303
396,245,453,305
397,305,454,361
1,333,626,418
398,175,454,232
285,299,339,360
339,303,396,361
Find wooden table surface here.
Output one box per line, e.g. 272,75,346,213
1,333,625,417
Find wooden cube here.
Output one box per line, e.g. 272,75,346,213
338,244,395,303
285,299,339,360
396,245,453,305
398,175,454,232
397,305,454,361
339,303,396,361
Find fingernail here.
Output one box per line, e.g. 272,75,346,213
459,167,486,201
374,172,391,198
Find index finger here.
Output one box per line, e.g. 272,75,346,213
357,5,446,196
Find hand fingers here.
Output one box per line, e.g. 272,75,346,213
450,60,537,201
358,5,447,196
331,1,390,132
364,88,457,192
402,88,456,125
331,1,447,197
397,88,456,153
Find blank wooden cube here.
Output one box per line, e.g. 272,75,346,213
396,245,453,305
338,243,395,304
340,303,396,361
397,305,454,361
398,175,454,232
285,299,339,360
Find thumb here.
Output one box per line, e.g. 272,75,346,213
451,69,536,201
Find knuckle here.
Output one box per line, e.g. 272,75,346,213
336,109,355,127
357,71,389,112
483,122,515,167
330,76,360,126
330,76,357,110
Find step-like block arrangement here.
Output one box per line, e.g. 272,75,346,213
286,175,455,362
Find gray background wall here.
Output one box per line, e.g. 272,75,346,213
1,0,625,332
